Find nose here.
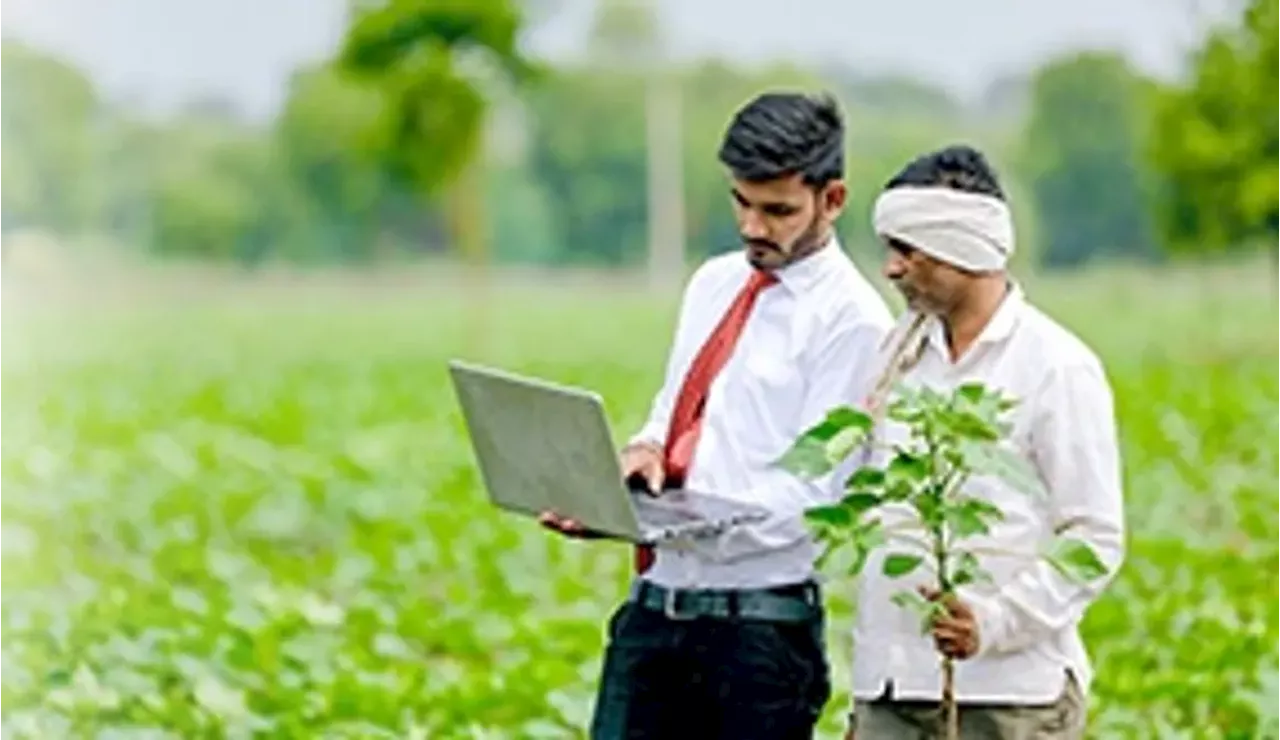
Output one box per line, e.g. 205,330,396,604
883,251,907,280
740,210,769,241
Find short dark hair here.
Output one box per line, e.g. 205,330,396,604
717,91,844,186
884,144,1006,200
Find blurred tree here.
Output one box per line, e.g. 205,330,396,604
1021,51,1158,268
1,42,99,235
336,0,535,264
145,117,281,263
274,65,398,262
523,69,649,265
1148,0,1278,260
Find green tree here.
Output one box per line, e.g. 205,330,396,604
1021,52,1158,268
0,42,99,235
337,0,534,263
1148,0,1278,259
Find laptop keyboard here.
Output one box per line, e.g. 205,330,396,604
633,490,769,528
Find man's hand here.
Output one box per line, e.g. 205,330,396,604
621,440,665,496
538,511,611,539
921,587,981,660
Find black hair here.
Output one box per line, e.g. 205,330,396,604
883,144,1006,200
717,91,844,186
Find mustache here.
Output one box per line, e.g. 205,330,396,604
743,237,783,252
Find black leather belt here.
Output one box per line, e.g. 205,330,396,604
629,580,821,623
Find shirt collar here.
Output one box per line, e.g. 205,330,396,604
770,235,844,294
925,281,1025,356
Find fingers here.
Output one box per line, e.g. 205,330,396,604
643,460,664,496
621,445,666,496
539,511,610,540
917,586,972,618
539,511,587,536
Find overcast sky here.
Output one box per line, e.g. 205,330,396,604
1,0,1238,119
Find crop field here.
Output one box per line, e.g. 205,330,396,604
2,263,1277,739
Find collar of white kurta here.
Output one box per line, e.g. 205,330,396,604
872,186,1015,272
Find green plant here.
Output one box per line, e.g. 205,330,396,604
777,382,1110,740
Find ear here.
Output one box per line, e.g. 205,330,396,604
822,180,848,215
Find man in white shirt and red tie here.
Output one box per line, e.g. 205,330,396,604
540,91,894,738
845,145,1126,739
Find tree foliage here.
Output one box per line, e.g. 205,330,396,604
337,0,534,197
1148,0,1278,258
1021,52,1158,268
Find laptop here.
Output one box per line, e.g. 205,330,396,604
447,359,771,545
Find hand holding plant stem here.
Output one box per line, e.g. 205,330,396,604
776,382,1110,740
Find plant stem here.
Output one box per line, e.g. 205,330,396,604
941,654,958,740
934,531,958,740
929,431,959,740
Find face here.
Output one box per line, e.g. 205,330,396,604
882,238,969,314
730,173,847,271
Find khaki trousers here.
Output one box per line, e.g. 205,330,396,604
851,674,1085,740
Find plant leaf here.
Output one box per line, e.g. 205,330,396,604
958,440,1047,498
840,492,883,517
804,504,853,528
945,497,1005,538
846,467,886,489
774,406,872,477
882,552,924,577
1046,538,1109,583
891,589,949,634
887,450,930,485
949,550,993,587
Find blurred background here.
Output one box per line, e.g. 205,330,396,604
0,1,1277,739
1,0,1274,278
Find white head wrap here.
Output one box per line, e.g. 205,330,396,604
871,186,1015,272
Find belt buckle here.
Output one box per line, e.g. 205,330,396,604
663,588,696,621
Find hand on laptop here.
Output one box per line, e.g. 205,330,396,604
621,441,665,496
538,511,611,539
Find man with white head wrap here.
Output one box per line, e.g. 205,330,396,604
844,146,1126,740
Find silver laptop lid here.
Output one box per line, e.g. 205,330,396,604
447,360,646,541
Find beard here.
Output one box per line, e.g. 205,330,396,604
743,216,826,270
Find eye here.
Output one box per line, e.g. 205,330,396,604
762,203,798,217
887,237,916,257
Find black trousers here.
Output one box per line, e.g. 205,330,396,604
588,585,831,739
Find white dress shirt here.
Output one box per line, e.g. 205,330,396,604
629,240,894,590
849,285,1125,704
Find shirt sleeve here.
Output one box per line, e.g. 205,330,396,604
713,313,892,561
961,358,1127,656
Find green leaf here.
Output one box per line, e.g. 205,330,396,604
814,538,842,570
890,589,949,634
882,552,924,577
846,467,886,489
1046,538,1110,583
887,450,930,485
804,504,853,528
944,409,1003,441
959,440,1047,498
949,551,993,587
912,493,945,530
775,406,873,477
840,492,883,516
846,522,886,577
945,497,1006,538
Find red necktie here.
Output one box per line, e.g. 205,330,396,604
635,268,780,573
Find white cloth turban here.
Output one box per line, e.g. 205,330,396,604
871,186,1015,272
